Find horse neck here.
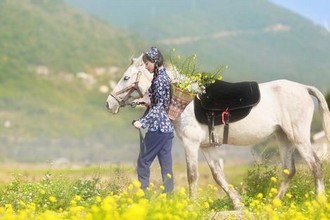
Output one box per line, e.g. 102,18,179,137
164,65,176,82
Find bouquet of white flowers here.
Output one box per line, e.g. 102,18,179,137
167,49,227,120
169,48,226,94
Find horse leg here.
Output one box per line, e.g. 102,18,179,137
201,146,243,210
281,124,325,197
276,130,296,199
296,143,325,196
182,139,200,198
278,84,325,198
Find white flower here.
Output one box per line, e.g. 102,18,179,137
191,83,199,92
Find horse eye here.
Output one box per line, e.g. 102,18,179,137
124,76,130,80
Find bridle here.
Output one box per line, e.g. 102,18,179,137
110,70,145,107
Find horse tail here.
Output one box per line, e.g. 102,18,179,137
307,86,330,142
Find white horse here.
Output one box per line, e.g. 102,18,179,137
106,54,330,209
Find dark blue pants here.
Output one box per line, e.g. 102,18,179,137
137,130,174,193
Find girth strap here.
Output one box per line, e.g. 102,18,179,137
222,108,230,144
206,108,231,145
207,112,215,144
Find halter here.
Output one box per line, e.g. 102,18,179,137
110,71,145,106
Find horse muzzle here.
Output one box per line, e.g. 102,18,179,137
105,96,120,114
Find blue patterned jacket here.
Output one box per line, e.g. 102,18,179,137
139,67,174,133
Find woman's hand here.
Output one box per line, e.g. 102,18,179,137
132,120,142,129
144,100,151,108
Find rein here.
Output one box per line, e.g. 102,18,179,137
110,71,145,106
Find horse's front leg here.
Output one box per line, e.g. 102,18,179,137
182,138,200,198
201,146,243,210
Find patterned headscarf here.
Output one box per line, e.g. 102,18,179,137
145,47,159,63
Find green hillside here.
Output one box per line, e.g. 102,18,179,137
0,0,148,75
155,0,330,90
0,0,149,163
1,0,329,163
66,0,330,92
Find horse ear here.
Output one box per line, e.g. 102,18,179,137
129,53,144,66
129,56,134,65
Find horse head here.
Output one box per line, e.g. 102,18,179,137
105,54,153,114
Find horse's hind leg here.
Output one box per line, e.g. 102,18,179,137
280,89,325,198
278,125,325,198
276,130,297,199
296,142,325,196
201,146,243,210
281,126,325,197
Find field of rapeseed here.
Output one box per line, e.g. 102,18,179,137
1,163,330,219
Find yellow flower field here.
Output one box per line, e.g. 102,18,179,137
0,163,330,219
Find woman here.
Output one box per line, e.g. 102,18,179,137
133,47,174,193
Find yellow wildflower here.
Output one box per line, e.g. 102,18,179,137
127,198,133,204
91,205,100,213
272,198,282,208
27,203,36,211
257,193,263,199
286,193,292,199
49,196,57,203
128,184,133,191
70,200,77,206
135,189,145,198
19,200,26,207
270,188,278,194
133,180,141,188
179,187,186,196
74,195,81,201
283,169,290,175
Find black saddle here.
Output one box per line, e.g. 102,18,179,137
199,80,260,111
194,80,260,144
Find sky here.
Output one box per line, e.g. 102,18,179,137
269,0,330,30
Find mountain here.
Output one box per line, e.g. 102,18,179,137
0,0,150,163
0,0,328,163
66,0,330,92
